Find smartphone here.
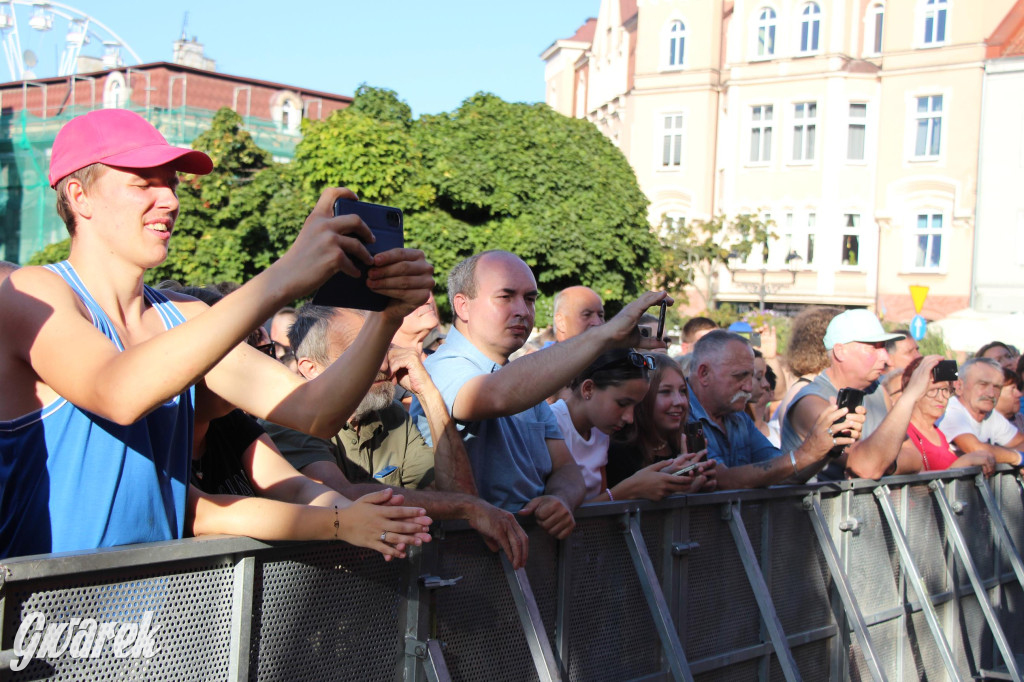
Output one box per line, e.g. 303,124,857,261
673,461,700,476
749,332,762,348
835,387,865,413
932,360,958,383
311,198,405,311
656,301,667,341
684,422,707,454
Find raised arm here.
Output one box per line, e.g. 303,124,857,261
1,188,379,424
451,292,670,422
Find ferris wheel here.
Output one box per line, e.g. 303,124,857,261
0,1,140,82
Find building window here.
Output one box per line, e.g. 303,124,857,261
913,95,943,158
799,3,821,53
806,213,816,264
842,214,860,266
922,0,948,45
750,105,773,163
867,3,884,54
792,102,817,162
847,103,867,161
661,114,684,167
914,213,943,268
666,20,686,68
757,8,777,58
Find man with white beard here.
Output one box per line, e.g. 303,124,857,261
686,330,861,489
261,304,531,567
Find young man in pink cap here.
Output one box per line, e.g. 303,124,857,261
0,109,435,559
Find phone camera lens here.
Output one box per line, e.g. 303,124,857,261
387,211,401,227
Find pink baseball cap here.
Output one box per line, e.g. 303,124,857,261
48,109,213,187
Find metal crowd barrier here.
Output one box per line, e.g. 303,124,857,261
1,467,1022,681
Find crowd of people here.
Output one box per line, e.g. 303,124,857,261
0,109,1021,567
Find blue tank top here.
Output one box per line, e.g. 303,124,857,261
0,261,194,558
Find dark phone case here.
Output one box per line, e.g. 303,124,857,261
932,360,958,382
311,199,405,311
684,422,707,454
835,388,865,412
656,302,667,340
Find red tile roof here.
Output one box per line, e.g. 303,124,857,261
987,0,1024,57
570,17,598,44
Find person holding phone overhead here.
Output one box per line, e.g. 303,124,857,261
603,354,716,500
782,309,944,480
0,109,434,559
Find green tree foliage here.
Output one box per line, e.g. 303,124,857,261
148,109,305,286
653,213,775,310
413,93,656,314
28,89,658,317
26,237,70,265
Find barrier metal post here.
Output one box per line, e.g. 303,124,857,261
500,553,561,682
804,493,889,682
975,474,1024,591
930,478,1023,682
723,501,801,681
872,485,962,681
227,555,255,682
623,511,694,682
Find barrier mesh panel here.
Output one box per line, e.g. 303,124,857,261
433,530,539,682
905,605,950,680
996,474,1024,553
1000,582,1024,657
695,659,759,681
523,525,560,656
953,593,988,677
769,641,830,681
955,482,995,580
769,498,832,634
849,620,899,681
3,559,234,681
904,483,948,596
251,544,404,682
847,490,900,615
563,515,662,682
684,505,760,660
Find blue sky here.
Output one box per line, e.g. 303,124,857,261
8,1,598,116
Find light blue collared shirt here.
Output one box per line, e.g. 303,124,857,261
411,326,562,512
686,382,779,467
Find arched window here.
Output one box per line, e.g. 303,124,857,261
757,8,777,58
666,20,686,68
799,3,821,53
921,0,948,45
866,2,885,54
103,72,126,109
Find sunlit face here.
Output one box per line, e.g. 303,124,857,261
958,364,1003,420
652,369,688,436
555,287,605,342
996,379,1021,419
982,345,1018,371
455,253,538,364
837,340,890,386
749,357,770,405
583,377,650,435
85,164,180,269
916,380,953,421
702,340,755,416
888,337,921,371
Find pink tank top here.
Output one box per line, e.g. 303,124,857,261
907,422,958,471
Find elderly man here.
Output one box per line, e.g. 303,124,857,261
938,357,1024,465
881,329,921,398
686,330,859,489
262,304,529,567
553,285,605,342
782,309,942,479
0,109,434,559
412,249,666,539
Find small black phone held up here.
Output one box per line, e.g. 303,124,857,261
311,198,405,311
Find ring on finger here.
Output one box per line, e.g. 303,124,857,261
827,426,834,436
380,530,388,542
831,436,837,447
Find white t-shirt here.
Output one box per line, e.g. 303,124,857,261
938,396,1019,452
550,399,609,501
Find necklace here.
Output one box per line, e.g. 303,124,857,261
651,440,669,453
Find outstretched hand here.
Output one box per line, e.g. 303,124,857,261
601,291,674,351
368,248,435,321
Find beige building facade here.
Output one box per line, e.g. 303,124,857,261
543,0,1020,322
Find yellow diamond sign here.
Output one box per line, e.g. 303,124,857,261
910,285,929,315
